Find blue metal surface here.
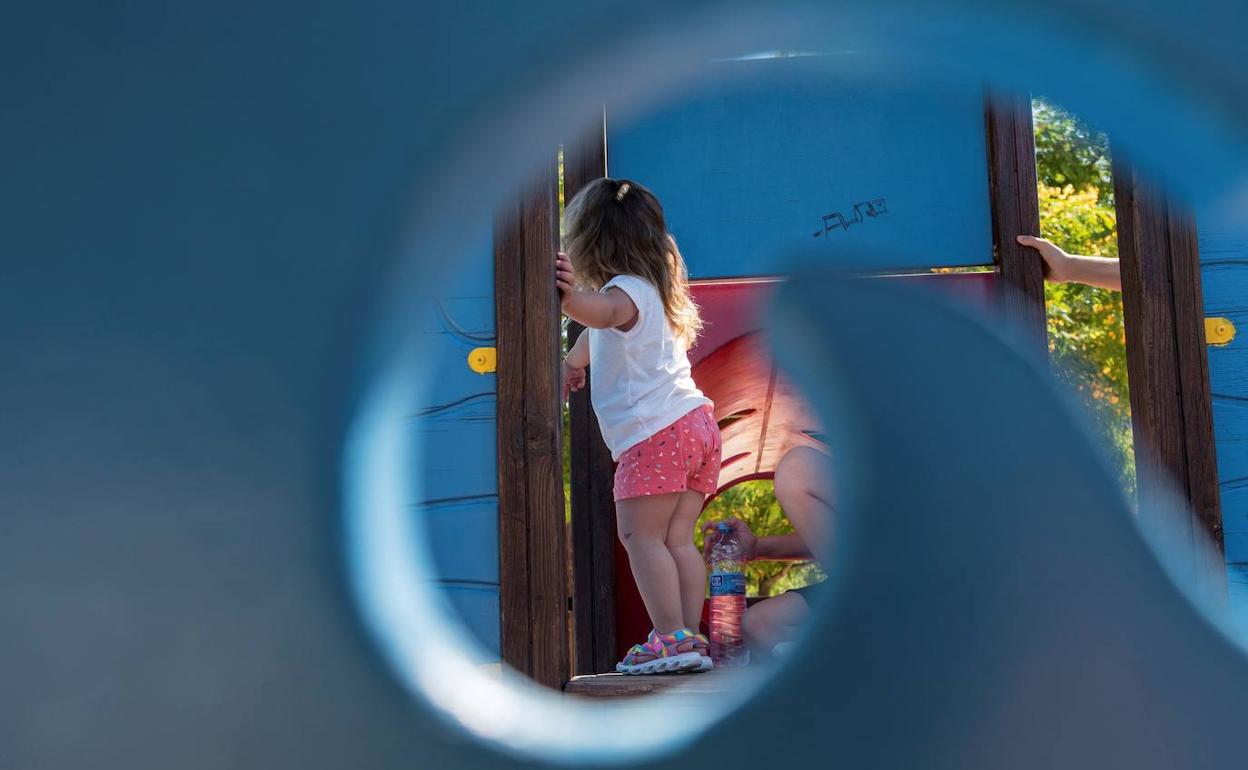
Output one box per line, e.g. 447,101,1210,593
608,57,994,277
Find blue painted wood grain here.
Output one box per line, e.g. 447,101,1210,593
1197,213,1248,601
430,584,502,663
1225,534,1248,564
607,56,994,278
414,386,497,502
412,237,501,658
1228,565,1248,630
1221,481,1248,538
416,497,500,585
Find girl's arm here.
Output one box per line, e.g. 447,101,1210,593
556,253,638,330
1016,235,1122,291
561,332,589,402
564,329,589,370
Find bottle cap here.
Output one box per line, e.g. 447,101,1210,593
717,522,730,533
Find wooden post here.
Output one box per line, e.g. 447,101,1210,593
986,94,1047,350
1114,160,1224,576
563,113,620,675
494,157,570,688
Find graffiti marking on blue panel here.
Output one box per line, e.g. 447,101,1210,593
813,197,888,238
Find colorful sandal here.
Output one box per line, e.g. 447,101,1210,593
615,629,706,675
691,632,714,672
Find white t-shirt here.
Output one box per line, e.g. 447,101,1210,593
589,275,712,459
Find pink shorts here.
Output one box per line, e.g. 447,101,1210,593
613,405,723,501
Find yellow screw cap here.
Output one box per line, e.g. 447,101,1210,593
1205,317,1236,346
467,346,497,374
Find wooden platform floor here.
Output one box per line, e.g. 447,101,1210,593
565,667,756,698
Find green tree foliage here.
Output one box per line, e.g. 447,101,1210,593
1034,99,1135,495
1033,101,1114,198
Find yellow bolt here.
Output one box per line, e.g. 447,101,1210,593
1205,317,1236,346
467,347,497,374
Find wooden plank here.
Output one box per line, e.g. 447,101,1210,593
1169,215,1225,556
586,401,619,673
1196,226,1248,602
416,497,500,586
1116,162,1191,545
493,197,531,675
1114,160,1224,578
432,584,502,661
567,320,595,674
985,94,1047,351
564,669,752,698
563,117,619,675
567,321,619,675
519,159,570,689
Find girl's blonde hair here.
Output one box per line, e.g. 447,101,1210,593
562,178,702,347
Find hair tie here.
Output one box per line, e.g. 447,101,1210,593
615,182,631,201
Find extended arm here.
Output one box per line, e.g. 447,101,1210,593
1017,235,1122,291
753,533,815,562
702,518,815,563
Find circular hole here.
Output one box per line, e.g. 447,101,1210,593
343,12,1248,766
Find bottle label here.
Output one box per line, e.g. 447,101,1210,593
709,571,746,597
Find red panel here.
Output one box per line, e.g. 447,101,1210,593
688,279,778,366
614,271,999,653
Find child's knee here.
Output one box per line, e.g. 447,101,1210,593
664,531,697,550
618,526,660,549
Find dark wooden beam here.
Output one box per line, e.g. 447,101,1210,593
1114,161,1224,578
986,94,1047,351
494,156,570,688
563,113,619,675
521,161,571,688
494,195,530,677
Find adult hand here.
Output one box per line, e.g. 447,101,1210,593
702,517,758,562
1017,234,1122,291
1016,235,1072,283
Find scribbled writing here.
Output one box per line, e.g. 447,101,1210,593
812,197,888,238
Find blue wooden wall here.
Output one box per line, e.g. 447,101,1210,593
414,233,500,661
1198,213,1248,613
608,57,995,277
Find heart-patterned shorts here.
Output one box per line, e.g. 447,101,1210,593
613,405,722,501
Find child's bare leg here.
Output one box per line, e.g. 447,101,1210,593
616,492,685,634
665,490,707,630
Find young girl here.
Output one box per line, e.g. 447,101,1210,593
558,178,722,674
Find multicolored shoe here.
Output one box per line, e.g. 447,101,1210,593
615,629,707,675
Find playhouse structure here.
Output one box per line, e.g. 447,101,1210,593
419,56,1241,690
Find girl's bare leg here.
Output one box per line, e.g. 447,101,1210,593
665,490,708,630
616,492,685,634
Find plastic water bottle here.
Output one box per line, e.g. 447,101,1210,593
708,523,749,666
